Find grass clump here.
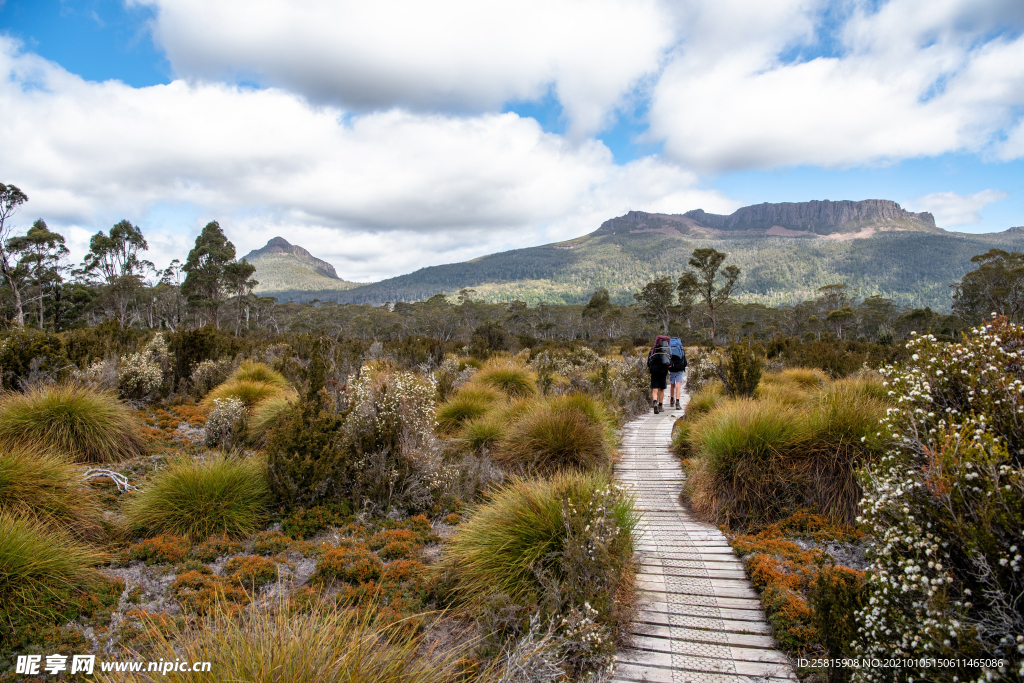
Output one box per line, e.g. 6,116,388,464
247,393,294,446
97,599,461,683
125,456,270,540
435,386,500,434
685,382,722,419
495,395,610,474
0,384,145,463
0,513,104,632
473,364,537,399
459,414,506,451
0,446,103,538
203,379,293,412
230,360,290,388
682,376,887,528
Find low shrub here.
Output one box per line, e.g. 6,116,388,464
252,530,295,556
721,345,762,397
280,502,353,540
125,456,270,540
312,544,383,585
495,396,610,474
809,566,865,682
170,567,249,615
0,384,145,463
96,598,461,683
0,446,103,538
224,555,279,590
189,358,234,397
203,396,247,448
435,387,500,434
191,534,244,562
128,535,192,565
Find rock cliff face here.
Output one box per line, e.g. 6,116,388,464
594,199,938,236
243,237,341,280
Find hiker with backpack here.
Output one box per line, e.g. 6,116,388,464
647,335,671,413
667,337,687,411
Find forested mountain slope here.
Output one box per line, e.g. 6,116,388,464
258,202,1024,309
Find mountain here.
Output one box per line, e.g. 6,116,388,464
255,200,1024,310
242,237,359,295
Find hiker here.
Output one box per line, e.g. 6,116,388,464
667,336,687,410
647,335,671,413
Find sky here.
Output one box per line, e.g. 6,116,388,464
1,0,1023,283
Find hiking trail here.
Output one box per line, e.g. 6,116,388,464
611,398,797,683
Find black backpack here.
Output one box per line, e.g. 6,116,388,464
647,342,671,370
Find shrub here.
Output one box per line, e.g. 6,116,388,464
0,513,103,629
168,325,239,390
0,384,145,463
431,356,472,403
118,334,169,400
474,365,537,399
312,544,383,585
203,396,247,448
854,321,1024,680
252,530,294,556
0,446,103,537
0,328,70,391
96,599,460,683
191,534,244,562
224,555,279,590
809,566,865,682
435,386,500,434
721,345,762,397
495,398,610,474
280,502,352,540
190,358,235,397
170,567,249,615
128,535,192,565
125,456,270,540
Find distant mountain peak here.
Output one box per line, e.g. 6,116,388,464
244,237,341,280
593,199,938,237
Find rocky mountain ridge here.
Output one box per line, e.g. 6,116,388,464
243,236,341,280
594,200,938,237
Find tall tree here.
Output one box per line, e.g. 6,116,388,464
182,221,236,328
678,248,740,342
952,249,1024,323
80,220,154,329
7,219,69,329
634,276,678,334
0,183,29,326
223,259,258,334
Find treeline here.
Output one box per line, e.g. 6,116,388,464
1,182,1020,352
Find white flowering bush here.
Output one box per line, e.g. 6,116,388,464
853,318,1024,682
73,357,119,392
203,397,247,448
190,358,234,397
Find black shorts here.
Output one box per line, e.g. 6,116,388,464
650,370,668,390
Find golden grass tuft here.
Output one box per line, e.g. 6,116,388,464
0,447,103,538
202,379,296,412
472,362,537,399
435,386,501,434
247,394,295,446
0,384,145,463
495,394,611,474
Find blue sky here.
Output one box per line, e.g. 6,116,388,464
1,0,1022,280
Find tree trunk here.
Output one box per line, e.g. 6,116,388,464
0,259,23,327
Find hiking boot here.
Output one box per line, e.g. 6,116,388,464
652,400,659,414
675,399,681,409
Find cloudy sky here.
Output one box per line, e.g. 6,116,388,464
1,0,1023,282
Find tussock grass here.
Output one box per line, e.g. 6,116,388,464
685,382,723,419
126,456,270,540
683,376,888,528
460,415,506,451
473,363,537,399
97,597,460,683
0,512,104,622
247,394,294,446
230,360,290,388
776,367,827,388
435,386,501,434
445,470,636,606
0,384,145,463
0,447,103,538
496,396,610,474
202,379,296,412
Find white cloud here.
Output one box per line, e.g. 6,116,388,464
647,0,1024,171
131,0,675,138
908,189,1008,228
0,38,735,281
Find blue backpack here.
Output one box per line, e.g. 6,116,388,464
669,337,687,372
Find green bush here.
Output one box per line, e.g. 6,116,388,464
0,384,145,463
460,415,506,452
0,328,70,390
168,325,239,389
722,345,762,397
265,392,351,511
809,566,865,683
496,397,610,474
126,456,270,539
0,447,103,538
312,544,383,585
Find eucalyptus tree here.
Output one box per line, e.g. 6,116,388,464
678,248,740,342
182,221,236,328
0,183,29,326
6,219,69,329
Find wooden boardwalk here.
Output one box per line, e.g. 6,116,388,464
612,401,796,683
